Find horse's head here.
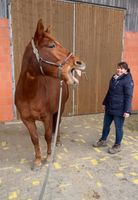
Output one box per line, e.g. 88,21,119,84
30,19,86,84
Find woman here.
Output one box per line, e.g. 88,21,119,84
93,62,134,154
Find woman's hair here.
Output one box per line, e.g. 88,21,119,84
117,62,130,72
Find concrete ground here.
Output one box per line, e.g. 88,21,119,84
0,113,138,200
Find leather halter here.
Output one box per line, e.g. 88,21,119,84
31,39,72,79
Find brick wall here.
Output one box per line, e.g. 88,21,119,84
123,32,138,111
0,19,14,121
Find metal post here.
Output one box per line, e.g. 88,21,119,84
72,2,76,115
8,2,17,119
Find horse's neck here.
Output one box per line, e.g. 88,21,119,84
17,43,61,99
17,72,40,99
17,45,41,98
21,44,59,80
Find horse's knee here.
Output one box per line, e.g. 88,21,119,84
31,134,39,145
45,134,52,144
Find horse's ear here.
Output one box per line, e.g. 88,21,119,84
34,19,44,40
45,25,51,34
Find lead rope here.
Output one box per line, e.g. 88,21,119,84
39,80,63,200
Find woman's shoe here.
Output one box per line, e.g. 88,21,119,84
108,144,121,154
93,139,107,147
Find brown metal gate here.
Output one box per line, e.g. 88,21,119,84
11,0,125,116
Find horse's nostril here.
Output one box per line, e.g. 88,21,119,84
76,61,82,65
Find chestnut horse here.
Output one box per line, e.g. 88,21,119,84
15,19,86,169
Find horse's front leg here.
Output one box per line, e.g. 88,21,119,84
22,119,41,169
43,115,53,162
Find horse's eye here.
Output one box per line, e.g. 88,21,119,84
48,43,56,48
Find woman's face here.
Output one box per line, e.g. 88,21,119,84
116,67,127,76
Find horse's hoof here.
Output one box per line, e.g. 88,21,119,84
41,155,51,165
46,154,51,163
56,141,63,147
41,157,48,165
31,160,42,171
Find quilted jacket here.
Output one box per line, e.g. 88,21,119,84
103,73,134,116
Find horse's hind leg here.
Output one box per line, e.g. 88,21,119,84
22,119,41,168
53,112,62,146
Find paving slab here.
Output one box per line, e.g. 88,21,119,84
0,114,138,200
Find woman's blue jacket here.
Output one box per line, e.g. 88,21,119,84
103,73,134,116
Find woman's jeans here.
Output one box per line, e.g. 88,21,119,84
101,112,125,145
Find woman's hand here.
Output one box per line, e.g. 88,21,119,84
123,112,130,118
